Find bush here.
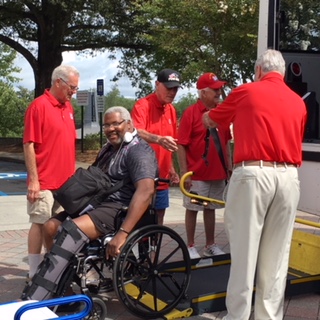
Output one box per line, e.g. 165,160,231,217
83,133,100,150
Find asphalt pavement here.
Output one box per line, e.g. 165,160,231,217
0,159,27,196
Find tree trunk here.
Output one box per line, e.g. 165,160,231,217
33,54,63,98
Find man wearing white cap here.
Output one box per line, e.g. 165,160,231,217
178,72,232,259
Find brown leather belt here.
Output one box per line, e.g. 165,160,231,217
234,161,298,168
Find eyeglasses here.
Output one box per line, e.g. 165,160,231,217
60,78,79,91
102,120,126,129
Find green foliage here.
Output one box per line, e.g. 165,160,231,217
83,133,100,150
279,0,320,51
174,93,197,118
71,98,82,128
118,0,259,91
0,43,21,84
0,0,154,97
0,83,32,137
105,85,136,111
0,44,32,137
1,0,259,99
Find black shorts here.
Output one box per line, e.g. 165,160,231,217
52,201,124,236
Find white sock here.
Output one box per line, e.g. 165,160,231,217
28,254,42,278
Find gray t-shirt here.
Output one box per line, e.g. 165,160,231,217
94,135,158,206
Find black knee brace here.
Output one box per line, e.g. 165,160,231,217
21,217,89,301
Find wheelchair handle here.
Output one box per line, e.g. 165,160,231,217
179,171,225,206
155,177,171,186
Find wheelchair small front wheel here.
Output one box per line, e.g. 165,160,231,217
85,296,107,320
113,225,191,319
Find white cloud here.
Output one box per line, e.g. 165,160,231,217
14,51,196,100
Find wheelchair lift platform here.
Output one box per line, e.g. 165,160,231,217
128,221,320,319
169,223,320,317
163,172,320,318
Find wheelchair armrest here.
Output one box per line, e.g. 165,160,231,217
102,234,115,246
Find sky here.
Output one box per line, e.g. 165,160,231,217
14,51,197,100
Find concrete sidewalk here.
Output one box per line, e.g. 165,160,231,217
0,153,320,319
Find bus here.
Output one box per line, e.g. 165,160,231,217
258,0,320,215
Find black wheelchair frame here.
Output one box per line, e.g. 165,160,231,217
53,180,192,320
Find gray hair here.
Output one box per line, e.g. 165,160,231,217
104,106,132,122
51,65,80,85
255,49,286,76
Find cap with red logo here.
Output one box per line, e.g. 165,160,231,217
197,73,226,90
157,69,181,88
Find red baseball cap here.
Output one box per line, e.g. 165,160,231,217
196,73,226,90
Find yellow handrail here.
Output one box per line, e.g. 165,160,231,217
179,171,225,206
295,218,320,229
180,172,320,229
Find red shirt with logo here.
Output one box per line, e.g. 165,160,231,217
208,72,307,165
131,93,177,190
23,89,76,190
178,99,231,180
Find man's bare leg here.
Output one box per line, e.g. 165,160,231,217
156,209,165,225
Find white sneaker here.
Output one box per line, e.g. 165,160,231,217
188,246,201,259
203,244,225,256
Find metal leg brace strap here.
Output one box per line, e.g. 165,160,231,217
21,217,89,301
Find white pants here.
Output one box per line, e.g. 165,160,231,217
224,165,300,320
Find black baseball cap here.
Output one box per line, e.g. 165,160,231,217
157,69,181,88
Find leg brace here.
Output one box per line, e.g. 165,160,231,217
21,217,89,301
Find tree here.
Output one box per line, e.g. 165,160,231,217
105,85,136,111
279,0,320,51
0,43,21,84
1,0,259,100
0,43,30,137
0,0,152,97
116,0,259,93
175,93,197,118
0,85,33,137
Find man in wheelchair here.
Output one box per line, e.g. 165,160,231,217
21,106,158,302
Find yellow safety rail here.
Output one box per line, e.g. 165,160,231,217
179,171,225,206
180,172,320,229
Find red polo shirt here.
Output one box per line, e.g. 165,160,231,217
178,99,231,180
208,72,307,165
23,89,76,190
131,93,177,189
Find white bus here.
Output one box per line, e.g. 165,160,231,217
258,0,320,215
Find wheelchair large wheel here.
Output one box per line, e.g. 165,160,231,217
113,225,191,319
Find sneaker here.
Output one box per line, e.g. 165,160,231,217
203,244,225,257
188,246,201,259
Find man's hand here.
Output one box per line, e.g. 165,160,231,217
203,111,218,128
158,136,178,152
169,171,180,185
183,176,192,191
106,232,127,259
27,180,41,203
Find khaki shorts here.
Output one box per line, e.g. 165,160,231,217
183,180,226,210
27,190,64,224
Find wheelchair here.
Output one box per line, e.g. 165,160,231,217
26,178,192,320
